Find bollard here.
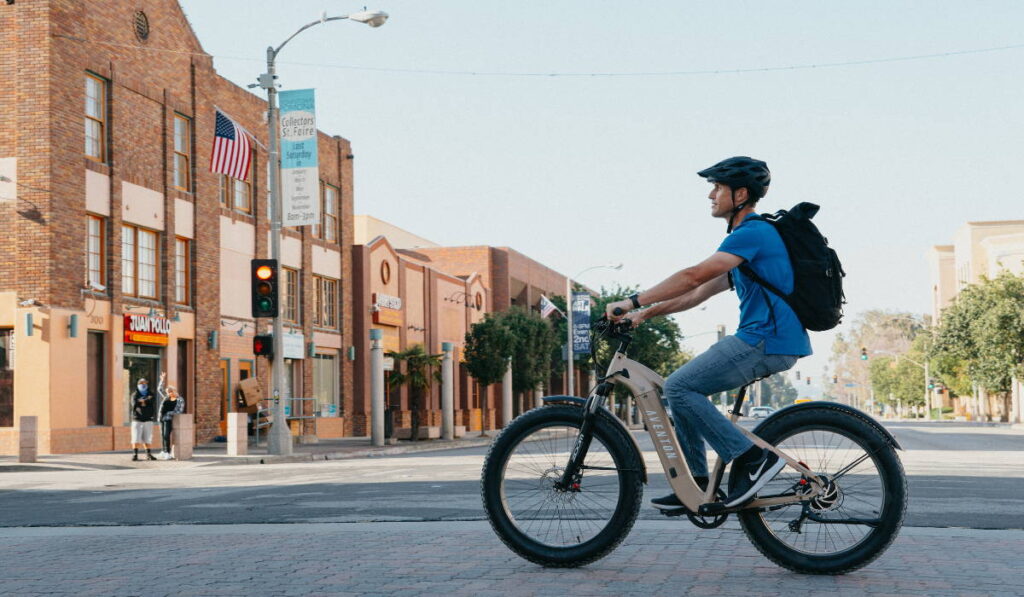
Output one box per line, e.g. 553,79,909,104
227,412,248,456
502,360,513,427
441,342,454,440
18,416,37,463
171,413,194,460
370,329,385,447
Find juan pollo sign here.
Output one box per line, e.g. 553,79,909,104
124,314,170,346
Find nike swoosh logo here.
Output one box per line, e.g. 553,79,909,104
749,459,767,481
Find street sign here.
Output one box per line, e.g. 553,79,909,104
571,292,591,355
279,89,319,227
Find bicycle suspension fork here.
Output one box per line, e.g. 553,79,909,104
555,381,615,491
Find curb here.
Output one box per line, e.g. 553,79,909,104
201,435,497,466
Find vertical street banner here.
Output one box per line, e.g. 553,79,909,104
571,292,591,355
279,89,320,227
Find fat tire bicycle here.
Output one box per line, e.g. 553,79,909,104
481,318,907,574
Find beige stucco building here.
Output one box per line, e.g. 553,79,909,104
927,220,1024,423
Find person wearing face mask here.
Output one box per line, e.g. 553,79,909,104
130,376,158,461
156,372,184,460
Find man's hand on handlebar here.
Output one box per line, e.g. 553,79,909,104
605,299,633,321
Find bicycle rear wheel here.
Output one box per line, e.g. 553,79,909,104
481,405,643,567
735,407,907,574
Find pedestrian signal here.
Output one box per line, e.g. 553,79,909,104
860,347,868,361
253,334,273,356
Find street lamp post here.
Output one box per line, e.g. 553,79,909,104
565,263,622,396
259,10,388,455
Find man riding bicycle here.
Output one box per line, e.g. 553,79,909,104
606,156,810,509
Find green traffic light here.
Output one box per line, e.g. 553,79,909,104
257,297,274,311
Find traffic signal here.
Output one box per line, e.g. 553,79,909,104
860,347,868,361
251,259,279,318
927,379,935,390
253,334,273,356
832,375,838,384
795,371,801,380
806,377,811,385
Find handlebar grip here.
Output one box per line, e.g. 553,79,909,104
612,307,625,316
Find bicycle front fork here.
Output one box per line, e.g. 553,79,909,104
555,381,614,491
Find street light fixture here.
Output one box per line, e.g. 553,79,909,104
565,263,623,396
260,10,388,455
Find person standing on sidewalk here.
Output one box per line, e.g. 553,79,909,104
156,373,184,460
130,377,157,461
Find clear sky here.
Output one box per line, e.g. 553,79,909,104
180,1,1024,395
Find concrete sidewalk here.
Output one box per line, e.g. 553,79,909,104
0,432,501,472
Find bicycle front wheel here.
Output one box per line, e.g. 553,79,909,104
481,405,643,567
735,406,907,574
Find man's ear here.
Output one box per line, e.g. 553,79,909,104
735,187,750,205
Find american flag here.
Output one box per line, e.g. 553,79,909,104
539,295,561,319
210,109,252,181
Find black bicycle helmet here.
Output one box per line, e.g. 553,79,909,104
697,156,771,199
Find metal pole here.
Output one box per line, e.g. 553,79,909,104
263,47,292,456
370,329,384,446
441,342,454,440
566,277,574,396
924,360,931,421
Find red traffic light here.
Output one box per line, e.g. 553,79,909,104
255,265,273,280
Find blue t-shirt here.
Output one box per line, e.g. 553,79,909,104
717,214,812,356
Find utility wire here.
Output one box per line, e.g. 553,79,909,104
52,33,1024,78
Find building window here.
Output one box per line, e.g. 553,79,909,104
85,73,107,161
122,225,159,299
219,172,252,213
175,237,190,305
322,183,339,242
283,267,300,323
173,114,191,191
313,353,338,416
313,276,338,328
87,215,105,289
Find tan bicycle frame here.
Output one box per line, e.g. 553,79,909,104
601,351,825,512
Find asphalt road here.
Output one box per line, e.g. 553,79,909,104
0,422,1021,529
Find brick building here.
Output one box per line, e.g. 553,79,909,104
351,236,489,436
0,0,357,453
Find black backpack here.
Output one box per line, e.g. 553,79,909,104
736,202,846,332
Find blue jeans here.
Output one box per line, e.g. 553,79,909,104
664,336,798,477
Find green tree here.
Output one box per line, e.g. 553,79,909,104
867,333,930,413
932,271,1024,395
386,344,442,442
463,313,516,433
499,307,560,399
761,373,798,406
830,310,927,407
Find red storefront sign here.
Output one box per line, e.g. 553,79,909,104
123,314,170,346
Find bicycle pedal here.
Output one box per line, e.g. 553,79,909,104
659,507,691,518
698,502,727,517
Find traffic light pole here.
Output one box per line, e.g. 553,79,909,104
262,47,292,456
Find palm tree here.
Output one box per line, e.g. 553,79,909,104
386,344,442,441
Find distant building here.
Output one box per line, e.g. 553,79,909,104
927,220,1024,423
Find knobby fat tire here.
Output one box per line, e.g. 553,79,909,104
734,407,907,575
480,405,644,568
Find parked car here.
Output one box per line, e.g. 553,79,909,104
749,406,776,419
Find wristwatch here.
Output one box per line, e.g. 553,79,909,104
629,293,642,309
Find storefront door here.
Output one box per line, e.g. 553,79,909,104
123,345,162,423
